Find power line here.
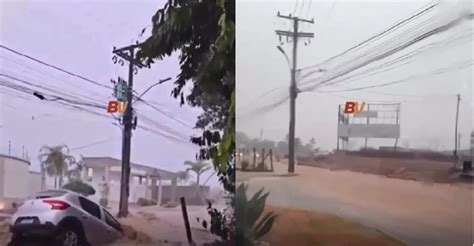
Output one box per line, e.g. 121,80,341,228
0,54,111,102
301,29,473,88
0,45,113,90
310,60,473,93
298,1,438,73
0,74,106,110
301,13,473,91
70,137,118,151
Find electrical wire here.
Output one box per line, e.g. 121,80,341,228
0,81,192,144
0,45,113,90
301,13,473,92
0,54,111,102
70,137,119,151
301,28,473,88
312,60,473,93
298,1,438,73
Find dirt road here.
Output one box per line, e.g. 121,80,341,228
239,161,473,246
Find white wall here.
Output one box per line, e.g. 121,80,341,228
2,157,29,199
28,172,42,196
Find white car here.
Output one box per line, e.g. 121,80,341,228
10,189,122,246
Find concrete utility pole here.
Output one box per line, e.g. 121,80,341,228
454,94,460,158
112,44,144,218
275,12,314,173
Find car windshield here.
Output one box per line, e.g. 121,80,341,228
34,190,67,199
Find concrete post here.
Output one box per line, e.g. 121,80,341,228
158,178,163,206
104,166,110,182
81,167,88,181
171,177,177,203
145,175,150,199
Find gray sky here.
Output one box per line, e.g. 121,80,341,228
0,0,220,187
236,0,473,151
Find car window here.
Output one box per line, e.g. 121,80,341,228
103,209,121,231
78,197,101,220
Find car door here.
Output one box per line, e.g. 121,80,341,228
78,196,108,245
102,208,122,244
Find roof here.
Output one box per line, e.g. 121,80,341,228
82,157,177,180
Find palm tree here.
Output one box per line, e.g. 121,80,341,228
184,160,212,186
38,145,75,188
176,170,190,185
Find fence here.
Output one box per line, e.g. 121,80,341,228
0,140,30,162
236,148,273,172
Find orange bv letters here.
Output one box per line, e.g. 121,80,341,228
107,101,128,113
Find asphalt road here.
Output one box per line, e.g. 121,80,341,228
240,161,474,246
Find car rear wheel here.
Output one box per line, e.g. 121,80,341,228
56,227,84,246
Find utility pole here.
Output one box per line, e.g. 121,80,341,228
275,12,314,173
112,43,144,218
454,94,460,158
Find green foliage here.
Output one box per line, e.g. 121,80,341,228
62,181,95,196
236,184,276,245
138,0,235,194
184,160,212,185
137,0,235,243
38,145,76,188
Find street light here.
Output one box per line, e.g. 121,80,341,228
138,77,172,98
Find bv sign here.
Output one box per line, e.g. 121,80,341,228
107,101,128,113
344,101,366,114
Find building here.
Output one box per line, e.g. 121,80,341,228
81,157,179,206
0,154,42,211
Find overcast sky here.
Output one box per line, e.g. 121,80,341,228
0,0,220,187
236,0,473,151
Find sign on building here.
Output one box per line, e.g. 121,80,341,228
337,103,401,150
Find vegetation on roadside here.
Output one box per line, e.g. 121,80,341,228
38,145,76,188
184,160,212,185
138,0,236,244
235,184,277,246
237,132,319,158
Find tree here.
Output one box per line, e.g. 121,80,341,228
236,131,250,147
294,138,302,150
184,160,212,186
137,0,235,242
137,0,234,194
276,141,288,156
309,138,316,148
38,145,75,188
176,170,190,185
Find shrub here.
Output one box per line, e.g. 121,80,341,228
62,181,95,196
197,183,276,246
236,184,277,245
137,198,157,207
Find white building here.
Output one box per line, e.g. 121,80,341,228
0,154,42,211
82,157,179,205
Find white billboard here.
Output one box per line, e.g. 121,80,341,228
338,124,400,138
